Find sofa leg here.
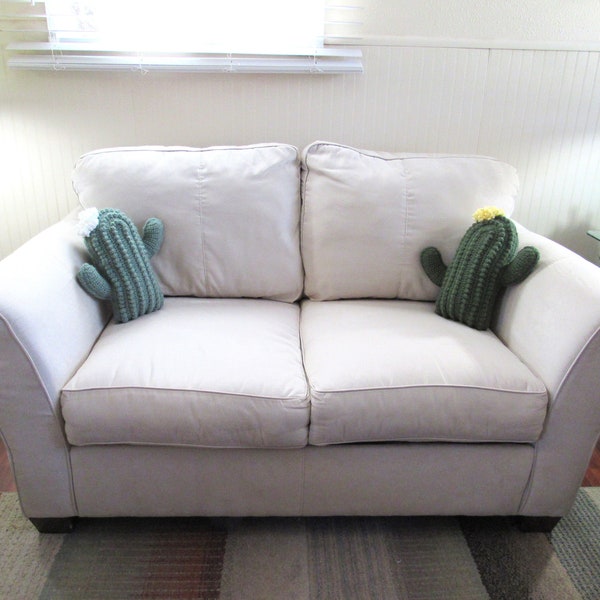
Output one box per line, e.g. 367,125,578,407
516,516,561,533
30,517,78,533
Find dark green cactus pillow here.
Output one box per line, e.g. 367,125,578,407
76,207,164,323
421,206,539,330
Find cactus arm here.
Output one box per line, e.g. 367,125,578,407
76,263,112,300
501,246,540,286
420,247,447,287
142,218,164,258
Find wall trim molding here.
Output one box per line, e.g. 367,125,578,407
356,35,600,53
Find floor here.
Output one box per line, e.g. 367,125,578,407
0,439,16,492
582,438,600,486
1,437,600,493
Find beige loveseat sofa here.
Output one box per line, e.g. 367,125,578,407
1,141,600,533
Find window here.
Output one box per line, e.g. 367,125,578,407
5,0,363,73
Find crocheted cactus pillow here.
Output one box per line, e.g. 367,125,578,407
76,207,164,323
420,206,539,330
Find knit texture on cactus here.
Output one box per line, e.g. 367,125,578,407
421,207,540,330
76,208,164,323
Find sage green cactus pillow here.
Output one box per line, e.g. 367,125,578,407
76,207,164,323
421,206,539,330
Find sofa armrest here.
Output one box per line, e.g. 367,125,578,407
0,216,109,518
494,226,600,516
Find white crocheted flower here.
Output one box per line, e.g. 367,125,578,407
77,207,100,237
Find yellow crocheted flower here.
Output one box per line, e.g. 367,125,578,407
473,206,506,222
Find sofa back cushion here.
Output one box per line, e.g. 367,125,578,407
73,144,303,302
301,141,519,301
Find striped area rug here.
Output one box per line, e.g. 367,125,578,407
1,489,599,599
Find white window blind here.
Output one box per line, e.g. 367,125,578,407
2,0,363,73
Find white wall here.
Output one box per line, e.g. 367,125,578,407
1,1,600,261
365,0,600,46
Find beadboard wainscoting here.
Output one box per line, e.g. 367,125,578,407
1,42,600,261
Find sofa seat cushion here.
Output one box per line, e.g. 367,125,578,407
300,299,548,446
61,298,309,448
